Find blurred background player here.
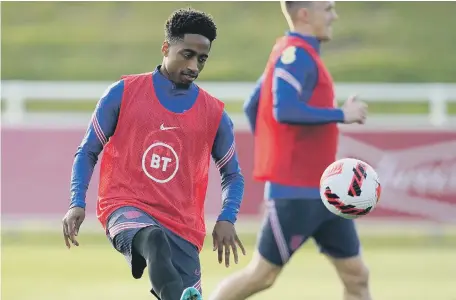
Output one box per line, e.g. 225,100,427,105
210,2,370,300
61,8,246,300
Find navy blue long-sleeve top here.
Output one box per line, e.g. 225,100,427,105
244,32,345,200
70,66,244,224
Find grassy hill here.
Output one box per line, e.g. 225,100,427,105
2,1,456,82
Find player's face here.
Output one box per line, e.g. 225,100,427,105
162,34,211,86
307,1,338,42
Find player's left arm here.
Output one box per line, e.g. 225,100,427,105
211,110,246,267
212,111,245,224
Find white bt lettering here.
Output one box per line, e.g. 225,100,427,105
150,153,172,171
142,142,180,184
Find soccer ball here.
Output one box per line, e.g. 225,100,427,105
319,158,381,219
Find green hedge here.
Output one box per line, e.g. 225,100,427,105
3,2,456,82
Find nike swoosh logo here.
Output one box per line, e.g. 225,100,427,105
160,123,178,131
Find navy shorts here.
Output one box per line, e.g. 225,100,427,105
257,198,360,266
106,206,202,292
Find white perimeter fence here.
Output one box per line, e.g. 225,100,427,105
2,81,456,127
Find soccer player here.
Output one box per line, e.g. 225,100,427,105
210,2,371,300
61,8,246,300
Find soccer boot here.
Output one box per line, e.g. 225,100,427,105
180,287,202,300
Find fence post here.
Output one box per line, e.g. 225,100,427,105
4,82,26,125
428,87,447,126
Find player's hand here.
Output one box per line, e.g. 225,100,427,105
62,207,85,249
212,221,246,268
342,95,368,124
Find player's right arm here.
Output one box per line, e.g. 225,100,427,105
63,80,124,249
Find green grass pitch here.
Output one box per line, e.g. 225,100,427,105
2,232,456,300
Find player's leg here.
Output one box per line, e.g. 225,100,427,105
133,226,184,299
157,229,203,300
313,205,371,300
209,249,282,300
163,228,203,294
210,199,318,300
106,206,184,300
328,255,370,300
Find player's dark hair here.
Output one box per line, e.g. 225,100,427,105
164,8,217,44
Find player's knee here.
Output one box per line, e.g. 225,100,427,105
346,266,369,294
245,252,281,291
261,271,279,290
338,260,370,293
247,267,278,290
134,226,171,262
